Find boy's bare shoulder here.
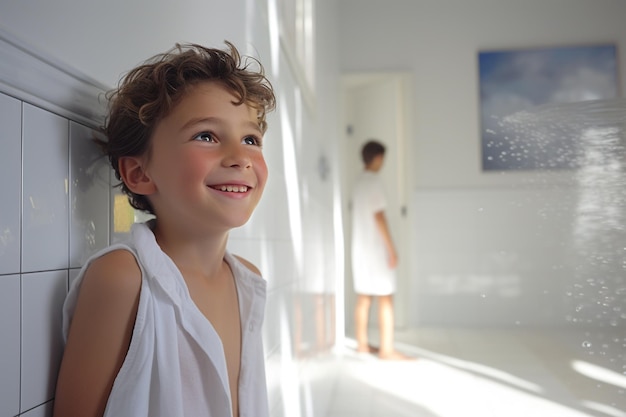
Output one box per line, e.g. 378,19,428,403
233,255,262,277
82,249,142,295
70,249,142,341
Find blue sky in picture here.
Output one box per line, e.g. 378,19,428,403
479,44,618,171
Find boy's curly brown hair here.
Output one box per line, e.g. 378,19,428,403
101,41,276,214
361,140,386,166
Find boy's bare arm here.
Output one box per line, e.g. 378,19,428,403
374,211,397,268
53,250,141,417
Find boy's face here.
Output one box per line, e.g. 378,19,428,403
368,154,384,172
142,81,268,231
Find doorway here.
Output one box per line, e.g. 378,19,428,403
340,72,413,340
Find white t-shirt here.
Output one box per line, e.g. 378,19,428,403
351,170,396,295
62,222,269,417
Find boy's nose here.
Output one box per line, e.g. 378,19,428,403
222,144,252,168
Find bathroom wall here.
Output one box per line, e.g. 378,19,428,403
0,0,341,416
0,33,111,416
338,0,626,328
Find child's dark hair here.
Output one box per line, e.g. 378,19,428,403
100,41,276,214
361,140,386,165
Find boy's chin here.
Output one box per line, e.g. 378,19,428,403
227,215,255,230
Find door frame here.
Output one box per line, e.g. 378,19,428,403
339,71,414,340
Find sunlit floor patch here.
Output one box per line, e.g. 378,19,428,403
581,400,626,417
306,328,626,417
572,360,626,390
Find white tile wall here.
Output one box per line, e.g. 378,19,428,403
410,186,602,327
0,91,112,417
0,93,21,276
20,270,67,412
0,274,20,417
69,122,110,267
21,103,69,273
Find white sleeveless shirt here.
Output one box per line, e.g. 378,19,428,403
62,222,269,417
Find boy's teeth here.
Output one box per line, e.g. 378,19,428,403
215,185,248,192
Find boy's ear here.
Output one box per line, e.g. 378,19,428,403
118,156,156,195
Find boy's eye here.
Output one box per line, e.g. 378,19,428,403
194,132,216,142
243,136,262,146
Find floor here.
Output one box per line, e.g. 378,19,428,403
303,327,626,417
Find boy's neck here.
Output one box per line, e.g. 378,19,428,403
152,219,229,278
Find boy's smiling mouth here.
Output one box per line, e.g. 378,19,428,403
210,185,250,193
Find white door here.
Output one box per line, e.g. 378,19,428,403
341,73,412,336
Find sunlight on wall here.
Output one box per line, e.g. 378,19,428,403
573,127,624,246
426,273,521,297
332,158,346,347
280,98,304,275
268,0,280,79
279,300,301,417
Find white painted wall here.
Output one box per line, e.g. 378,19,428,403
338,0,626,327
0,0,341,416
0,0,248,87
339,0,626,188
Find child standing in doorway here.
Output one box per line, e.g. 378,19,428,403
351,140,412,360
53,42,276,417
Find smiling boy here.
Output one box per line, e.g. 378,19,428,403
53,42,275,417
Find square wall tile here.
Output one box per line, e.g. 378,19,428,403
22,104,69,272
69,122,110,267
21,270,67,412
20,401,53,417
0,274,20,417
0,93,22,275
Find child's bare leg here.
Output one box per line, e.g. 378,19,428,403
355,294,372,352
378,294,394,356
378,294,413,360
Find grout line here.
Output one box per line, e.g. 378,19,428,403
18,98,24,414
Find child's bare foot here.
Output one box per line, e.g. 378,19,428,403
378,350,415,361
356,344,380,354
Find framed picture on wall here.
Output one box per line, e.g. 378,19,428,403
478,43,619,171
